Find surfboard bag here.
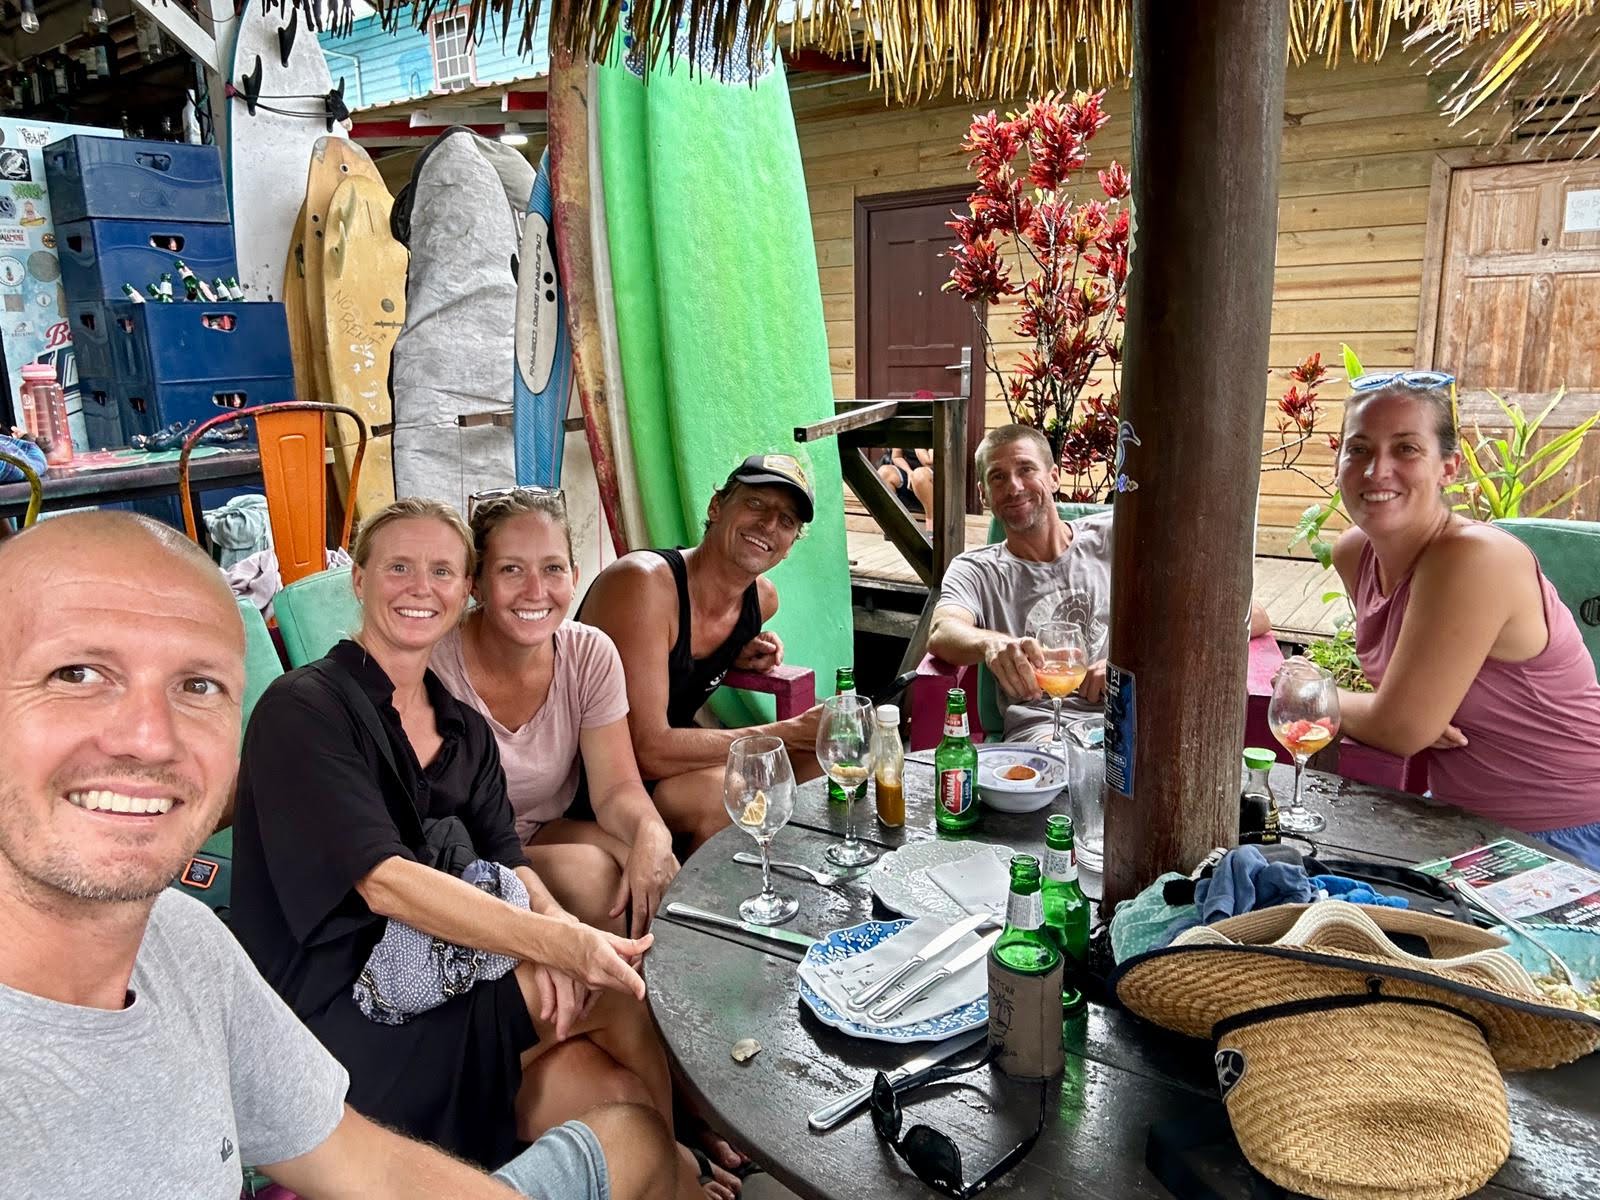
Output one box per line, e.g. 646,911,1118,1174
390,127,534,508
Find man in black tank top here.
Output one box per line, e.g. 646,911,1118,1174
580,455,827,849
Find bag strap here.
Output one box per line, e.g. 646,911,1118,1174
1146,1109,1298,1200
306,659,425,846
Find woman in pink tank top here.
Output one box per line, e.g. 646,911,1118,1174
1329,375,1600,867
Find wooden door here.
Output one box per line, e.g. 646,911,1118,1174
856,189,984,510
1433,160,1600,517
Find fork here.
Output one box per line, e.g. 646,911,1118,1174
733,852,841,887
1449,877,1580,988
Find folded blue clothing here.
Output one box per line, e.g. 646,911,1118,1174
1195,846,1316,924
1311,875,1409,909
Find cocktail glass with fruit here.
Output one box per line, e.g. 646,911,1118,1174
818,692,879,867
1268,659,1341,834
724,734,798,925
1034,621,1089,751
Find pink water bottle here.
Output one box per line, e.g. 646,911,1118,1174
20,362,73,466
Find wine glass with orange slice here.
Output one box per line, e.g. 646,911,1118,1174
1268,659,1341,834
723,735,798,925
1034,620,1089,751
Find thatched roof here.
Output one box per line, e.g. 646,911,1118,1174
308,0,1599,125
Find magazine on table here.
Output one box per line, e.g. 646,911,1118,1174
1418,838,1600,928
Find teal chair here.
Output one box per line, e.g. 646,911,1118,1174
1494,518,1600,674
238,598,284,729
275,566,363,667
175,600,285,919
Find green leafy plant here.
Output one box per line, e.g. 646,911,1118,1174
1303,616,1372,692
1448,386,1600,520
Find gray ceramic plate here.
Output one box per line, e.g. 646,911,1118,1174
868,838,1017,920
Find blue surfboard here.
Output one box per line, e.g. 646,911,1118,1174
513,148,572,486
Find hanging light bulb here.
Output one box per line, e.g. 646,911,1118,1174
20,0,39,35
90,2,110,31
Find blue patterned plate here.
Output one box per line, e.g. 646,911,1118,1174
797,918,989,1043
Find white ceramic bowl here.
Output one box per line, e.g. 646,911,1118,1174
975,744,1066,813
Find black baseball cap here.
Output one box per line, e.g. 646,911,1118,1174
724,453,815,523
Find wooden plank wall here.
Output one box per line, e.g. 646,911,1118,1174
793,53,1473,557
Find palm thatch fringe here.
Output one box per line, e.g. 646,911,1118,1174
285,0,1598,123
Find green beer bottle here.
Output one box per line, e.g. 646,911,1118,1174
827,667,867,806
991,854,1060,974
934,688,978,832
1042,814,1090,1012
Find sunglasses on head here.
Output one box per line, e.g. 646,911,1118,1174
1348,370,1455,393
869,1044,1048,1198
467,485,565,517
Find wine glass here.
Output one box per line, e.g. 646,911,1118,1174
1268,658,1341,835
1034,621,1089,751
817,692,879,867
723,735,798,925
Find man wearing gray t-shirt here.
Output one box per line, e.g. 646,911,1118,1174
929,425,1114,743
0,513,677,1200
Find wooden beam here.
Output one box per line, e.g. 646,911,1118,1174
931,388,968,582
837,417,933,446
841,448,932,585
793,400,899,443
1103,1,1290,908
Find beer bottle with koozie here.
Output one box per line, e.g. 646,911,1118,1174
828,667,867,807
988,854,1065,1076
1042,814,1089,1013
992,854,1059,973
934,688,978,832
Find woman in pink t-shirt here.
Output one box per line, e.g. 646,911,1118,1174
1329,373,1600,865
431,490,680,936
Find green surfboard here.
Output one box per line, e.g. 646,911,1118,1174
598,25,851,718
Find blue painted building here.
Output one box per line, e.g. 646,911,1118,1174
318,2,549,111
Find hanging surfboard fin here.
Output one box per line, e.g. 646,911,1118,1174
277,9,299,68
233,56,265,115
325,78,349,129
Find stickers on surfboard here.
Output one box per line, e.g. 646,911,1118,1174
513,148,571,488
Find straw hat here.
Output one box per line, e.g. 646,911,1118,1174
1110,902,1600,1200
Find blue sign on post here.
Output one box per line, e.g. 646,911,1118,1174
1104,663,1135,796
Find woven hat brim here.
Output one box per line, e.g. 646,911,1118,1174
1112,942,1600,1071
1202,902,1510,959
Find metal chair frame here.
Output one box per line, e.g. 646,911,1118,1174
0,450,43,529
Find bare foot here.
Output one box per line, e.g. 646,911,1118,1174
679,1141,739,1200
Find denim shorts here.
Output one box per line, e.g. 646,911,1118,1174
1533,820,1600,871
493,1120,609,1200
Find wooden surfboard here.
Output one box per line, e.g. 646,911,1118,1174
282,202,315,402
322,175,404,520
302,138,385,404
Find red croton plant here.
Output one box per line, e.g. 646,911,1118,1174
943,90,1131,501
944,92,1331,503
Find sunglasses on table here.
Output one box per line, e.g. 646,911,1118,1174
1348,370,1455,393
869,1043,1049,1198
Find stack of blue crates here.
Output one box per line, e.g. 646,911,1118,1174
45,136,295,449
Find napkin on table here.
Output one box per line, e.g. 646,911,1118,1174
926,845,1014,922
800,916,988,1030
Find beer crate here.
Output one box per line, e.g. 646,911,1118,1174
44,136,230,225
114,301,292,386
56,217,238,304
120,374,295,445
77,373,126,450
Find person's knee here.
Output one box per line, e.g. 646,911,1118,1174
877,464,900,488
581,1103,676,1200
911,465,933,487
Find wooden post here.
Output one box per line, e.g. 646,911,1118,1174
1102,1,1289,907
932,392,968,582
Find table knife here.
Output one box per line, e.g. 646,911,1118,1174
807,1027,989,1131
846,911,991,1011
868,931,1001,1022
662,902,818,949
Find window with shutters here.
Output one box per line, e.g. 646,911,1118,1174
429,10,475,93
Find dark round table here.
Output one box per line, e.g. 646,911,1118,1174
644,756,1600,1199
